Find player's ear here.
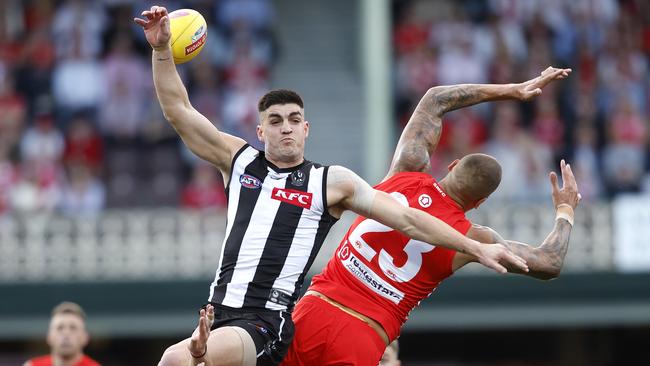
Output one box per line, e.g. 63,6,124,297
447,159,460,171
256,124,264,143
304,120,309,138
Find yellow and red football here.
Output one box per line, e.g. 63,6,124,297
169,9,207,64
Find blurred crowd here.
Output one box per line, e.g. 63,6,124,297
0,0,275,216
393,0,650,202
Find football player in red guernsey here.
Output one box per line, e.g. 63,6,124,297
24,302,100,366
282,67,579,366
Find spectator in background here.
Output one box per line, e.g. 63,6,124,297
602,98,647,196
63,114,103,172
52,0,106,60
0,71,26,155
379,340,401,366
58,162,106,217
13,27,55,119
99,31,150,142
51,0,107,124
9,160,61,214
180,163,226,211
532,98,565,155
15,111,65,213
20,112,64,164
0,142,19,216
24,302,100,366
572,120,603,200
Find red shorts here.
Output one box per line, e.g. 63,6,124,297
281,295,386,366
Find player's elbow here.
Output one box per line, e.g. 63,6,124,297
534,269,560,281
162,104,187,123
531,262,562,281
425,86,448,116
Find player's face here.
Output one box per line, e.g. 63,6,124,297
257,103,309,164
378,346,401,366
47,314,88,359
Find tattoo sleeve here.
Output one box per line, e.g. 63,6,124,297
491,220,573,280
390,83,515,174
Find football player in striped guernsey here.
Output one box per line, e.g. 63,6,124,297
136,6,528,366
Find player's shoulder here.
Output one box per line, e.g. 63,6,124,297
377,171,434,190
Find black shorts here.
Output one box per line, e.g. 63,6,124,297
204,303,294,366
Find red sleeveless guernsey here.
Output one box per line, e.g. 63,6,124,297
28,355,100,366
309,172,471,341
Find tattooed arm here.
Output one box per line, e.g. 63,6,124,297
386,67,571,179
453,160,581,280
459,222,573,280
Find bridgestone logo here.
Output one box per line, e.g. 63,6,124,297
339,248,404,304
185,33,206,55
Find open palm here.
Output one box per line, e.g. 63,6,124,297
133,6,171,50
517,66,572,101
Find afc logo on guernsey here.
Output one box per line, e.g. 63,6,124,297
272,187,313,209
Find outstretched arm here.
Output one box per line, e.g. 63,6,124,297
134,6,246,177
387,67,571,178
326,166,529,274
455,160,581,279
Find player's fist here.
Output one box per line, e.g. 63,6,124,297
134,5,171,50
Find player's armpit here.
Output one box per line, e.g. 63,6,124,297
325,166,375,219
168,106,246,172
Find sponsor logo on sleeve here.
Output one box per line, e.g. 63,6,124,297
271,187,312,209
338,244,404,304
240,174,262,189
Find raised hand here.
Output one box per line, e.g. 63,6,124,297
133,5,171,50
188,304,215,359
475,243,529,274
516,66,572,101
549,159,581,210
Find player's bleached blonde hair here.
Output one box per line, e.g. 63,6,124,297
51,302,86,320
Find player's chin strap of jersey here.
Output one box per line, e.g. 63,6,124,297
555,204,574,226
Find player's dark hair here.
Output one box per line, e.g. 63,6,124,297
258,89,304,112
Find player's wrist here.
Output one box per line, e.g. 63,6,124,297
508,83,524,99
152,43,171,52
555,203,574,226
189,345,207,359
464,238,483,258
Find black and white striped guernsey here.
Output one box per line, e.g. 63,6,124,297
209,145,338,311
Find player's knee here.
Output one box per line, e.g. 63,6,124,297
158,345,187,366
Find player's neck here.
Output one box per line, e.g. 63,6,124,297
264,152,305,170
437,179,470,212
53,353,84,366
